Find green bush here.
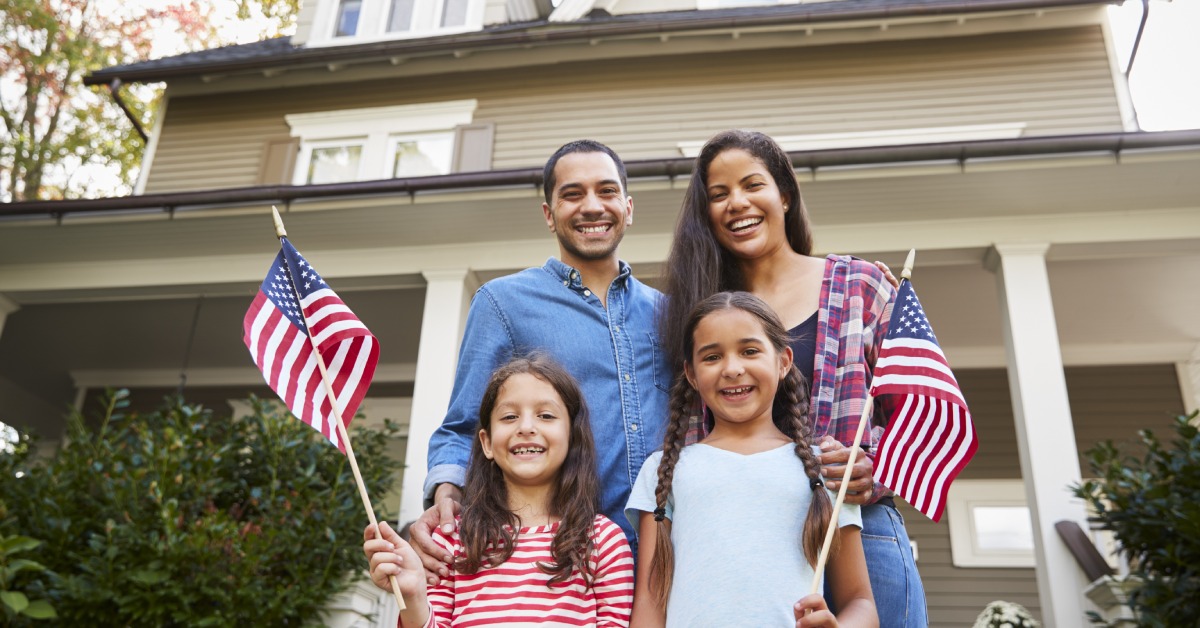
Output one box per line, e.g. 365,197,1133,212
1072,412,1200,628
0,390,401,627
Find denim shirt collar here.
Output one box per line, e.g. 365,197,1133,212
543,257,632,291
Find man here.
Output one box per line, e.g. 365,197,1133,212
409,140,671,583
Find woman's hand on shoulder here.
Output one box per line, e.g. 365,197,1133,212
363,521,429,600
874,261,900,290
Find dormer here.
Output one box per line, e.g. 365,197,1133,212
295,0,554,46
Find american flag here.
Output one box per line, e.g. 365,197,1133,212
242,237,378,452
870,279,977,521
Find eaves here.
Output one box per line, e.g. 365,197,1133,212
83,0,1116,87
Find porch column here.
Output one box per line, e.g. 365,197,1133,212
399,269,477,525
987,243,1091,627
1177,343,1200,415
0,294,17,339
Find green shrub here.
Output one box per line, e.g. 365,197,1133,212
1072,412,1200,628
0,534,57,624
0,390,401,627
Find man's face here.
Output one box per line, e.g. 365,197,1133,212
542,151,633,267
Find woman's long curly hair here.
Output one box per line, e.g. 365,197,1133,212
659,129,814,380
456,353,600,586
647,292,835,606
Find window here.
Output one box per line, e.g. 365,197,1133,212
317,0,485,43
699,0,788,8
306,141,365,184
388,0,416,32
677,123,1027,157
285,100,478,185
335,0,362,37
947,480,1036,567
440,0,469,27
389,133,455,178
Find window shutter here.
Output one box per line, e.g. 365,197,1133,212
258,138,301,185
451,122,494,173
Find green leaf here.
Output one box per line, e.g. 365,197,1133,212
128,570,168,586
2,558,47,581
1,591,29,613
21,599,57,619
1,535,42,555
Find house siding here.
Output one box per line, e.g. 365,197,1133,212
144,25,1121,193
911,364,1186,627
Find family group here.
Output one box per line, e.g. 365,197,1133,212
363,131,924,628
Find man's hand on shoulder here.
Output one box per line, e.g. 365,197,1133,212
409,483,463,586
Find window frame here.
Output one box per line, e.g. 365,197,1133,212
285,100,478,186
315,0,486,45
296,137,369,185
946,479,1037,568
384,131,457,179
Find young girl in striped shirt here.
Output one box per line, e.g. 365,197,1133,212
363,354,634,627
627,292,877,627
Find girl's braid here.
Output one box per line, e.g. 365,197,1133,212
780,367,837,566
648,372,698,606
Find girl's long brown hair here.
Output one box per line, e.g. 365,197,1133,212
456,353,600,586
648,292,835,605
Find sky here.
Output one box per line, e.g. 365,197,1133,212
1105,0,1200,131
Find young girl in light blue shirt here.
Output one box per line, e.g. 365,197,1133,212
627,292,877,628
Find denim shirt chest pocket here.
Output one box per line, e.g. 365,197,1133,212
645,332,674,393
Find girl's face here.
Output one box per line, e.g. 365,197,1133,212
479,372,571,490
685,308,793,428
705,148,791,263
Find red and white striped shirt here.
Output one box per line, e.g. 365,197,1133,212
415,515,633,627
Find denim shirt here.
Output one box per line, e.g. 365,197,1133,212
425,257,671,543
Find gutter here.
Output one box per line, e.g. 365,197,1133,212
3,129,1198,220
83,0,1116,86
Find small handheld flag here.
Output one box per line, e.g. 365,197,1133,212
870,276,977,522
242,237,378,452
810,250,975,595
243,207,405,611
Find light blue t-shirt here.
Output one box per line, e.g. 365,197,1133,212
626,443,862,628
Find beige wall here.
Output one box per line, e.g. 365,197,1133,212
145,25,1122,193
913,364,1185,627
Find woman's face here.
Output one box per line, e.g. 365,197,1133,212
704,148,791,263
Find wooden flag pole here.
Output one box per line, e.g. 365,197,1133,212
272,206,407,612
808,249,916,596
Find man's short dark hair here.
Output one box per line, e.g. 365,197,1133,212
542,139,628,204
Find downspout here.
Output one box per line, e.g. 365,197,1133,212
104,79,149,143
1125,0,1150,77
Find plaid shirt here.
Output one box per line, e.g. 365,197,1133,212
687,255,897,500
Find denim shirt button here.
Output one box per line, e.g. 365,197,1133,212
583,289,592,297
624,373,630,381
631,423,638,431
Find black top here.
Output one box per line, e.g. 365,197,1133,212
787,310,819,392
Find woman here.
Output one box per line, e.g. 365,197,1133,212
659,129,926,626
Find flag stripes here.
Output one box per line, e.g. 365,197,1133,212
870,279,977,522
242,238,378,452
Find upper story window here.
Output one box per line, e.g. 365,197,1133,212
285,100,481,185
335,0,363,36
317,0,485,44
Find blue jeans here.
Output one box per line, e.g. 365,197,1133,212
861,502,928,627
